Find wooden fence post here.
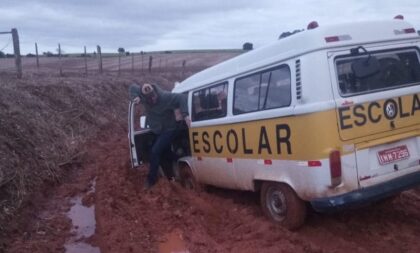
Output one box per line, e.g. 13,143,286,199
35,42,39,70
11,28,22,78
148,56,153,73
58,43,62,76
182,60,186,79
131,54,134,73
97,45,102,74
118,53,121,75
141,53,144,73
84,46,88,75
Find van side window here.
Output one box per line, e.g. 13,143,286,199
192,82,228,121
233,65,291,114
336,48,420,96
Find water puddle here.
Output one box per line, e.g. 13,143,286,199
159,228,190,253
65,242,100,253
64,179,100,253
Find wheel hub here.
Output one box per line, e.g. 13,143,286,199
267,188,287,220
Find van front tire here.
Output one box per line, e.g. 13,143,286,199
260,182,306,230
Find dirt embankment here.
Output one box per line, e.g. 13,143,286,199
0,70,185,245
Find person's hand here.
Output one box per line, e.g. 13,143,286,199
184,115,191,128
133,97,141,104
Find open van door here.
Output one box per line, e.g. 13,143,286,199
128,101,156,168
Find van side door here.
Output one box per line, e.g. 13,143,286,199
189,82,237,188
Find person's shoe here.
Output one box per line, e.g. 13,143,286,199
168,176,176,182
143,180,153,191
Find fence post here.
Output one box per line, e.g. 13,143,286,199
97,45,102,74
58,43,62,76
182,60,186,79
35,42,39,70
84,46,88,75
131,54,134,73
141,53,144,73
11,28,22,78
148,56,153,73
118,53,121,75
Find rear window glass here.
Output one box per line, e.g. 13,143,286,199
336,48,420,96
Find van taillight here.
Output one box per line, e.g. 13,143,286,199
329,150,342,187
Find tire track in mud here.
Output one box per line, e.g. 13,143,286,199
94,133,420,253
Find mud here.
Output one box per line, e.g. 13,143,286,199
5,124,420,253
159,229,189,253
90,132,420,253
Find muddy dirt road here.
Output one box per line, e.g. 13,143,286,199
6,126,420,253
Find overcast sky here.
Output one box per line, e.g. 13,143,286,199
0,0,419,54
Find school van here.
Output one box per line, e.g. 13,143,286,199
129,17,420,229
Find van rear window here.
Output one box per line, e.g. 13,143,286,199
336,48,420,96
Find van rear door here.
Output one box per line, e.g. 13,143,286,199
334,46,420,141
330,45,420,186
128,102,155,168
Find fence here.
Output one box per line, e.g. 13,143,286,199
0,29,243,78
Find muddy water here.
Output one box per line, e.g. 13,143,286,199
159,228,190,253
65,179,100,253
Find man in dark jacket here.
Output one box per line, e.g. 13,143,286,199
129,83,190,189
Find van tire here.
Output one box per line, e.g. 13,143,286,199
260,182,306,230
179,163,202,192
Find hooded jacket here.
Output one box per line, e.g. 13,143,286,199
129,83,188,134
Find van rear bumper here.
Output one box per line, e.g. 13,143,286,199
310,171,420,212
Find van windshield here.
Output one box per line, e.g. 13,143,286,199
336,48,420,96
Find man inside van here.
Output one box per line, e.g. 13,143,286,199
129,83,190,190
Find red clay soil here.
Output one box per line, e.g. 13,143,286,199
5,126,420,253
93,131,420,253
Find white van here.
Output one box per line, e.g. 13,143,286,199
129,17,420,229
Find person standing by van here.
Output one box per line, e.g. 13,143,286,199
129,83,190,190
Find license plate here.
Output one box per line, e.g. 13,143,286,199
377,145,410,165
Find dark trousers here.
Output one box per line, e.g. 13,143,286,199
147,130,177,185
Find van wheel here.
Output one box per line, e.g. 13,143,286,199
179,163,202,192
260,182,306,230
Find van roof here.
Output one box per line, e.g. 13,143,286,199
173,19,419,93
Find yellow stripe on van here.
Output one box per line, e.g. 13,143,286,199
190,110,342,161
337,93,420,141
190,93,420,161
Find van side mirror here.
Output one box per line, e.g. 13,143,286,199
140,116,147,129
351,56,380,79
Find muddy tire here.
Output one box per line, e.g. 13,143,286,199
260,182,306,230
179,163,202,192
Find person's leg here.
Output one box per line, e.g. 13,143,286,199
147,130,176,186
160,147,175,179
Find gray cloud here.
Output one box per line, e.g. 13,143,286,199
0,0,419,54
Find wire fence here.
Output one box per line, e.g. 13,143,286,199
0,43,243,77
0,29,245,78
